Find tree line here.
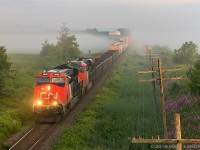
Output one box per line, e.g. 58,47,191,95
0,24,200,96
40,24,81,68
0,24,81,97
152,41,200,95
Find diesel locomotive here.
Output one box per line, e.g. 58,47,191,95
33,36,132,122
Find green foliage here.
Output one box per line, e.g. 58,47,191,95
53,50,163,150
167,81,189,99
152,45,173,65
173,41,198,64
0,46,12,94
0,54,37,144
53,86,118,150
0,109,22,141
40,24,81,66
187,60,200,95
57,24,80,59
40,41,57,57
163,63,190,99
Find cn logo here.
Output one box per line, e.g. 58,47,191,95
39,92,58,100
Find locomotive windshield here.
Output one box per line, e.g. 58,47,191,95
52,77,65,87
36,77,65,87
52,78,65,83
37,77,50,83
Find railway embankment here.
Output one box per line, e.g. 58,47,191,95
52,49,163,150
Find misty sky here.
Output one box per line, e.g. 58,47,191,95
0,0,200,53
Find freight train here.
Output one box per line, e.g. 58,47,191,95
33,36,132,122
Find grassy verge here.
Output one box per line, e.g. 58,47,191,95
53,50,163,150
161,63,200,139
0,54,41,148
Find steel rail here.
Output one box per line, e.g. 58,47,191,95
9,123,56,150
29,123,57,150
8,127,35,150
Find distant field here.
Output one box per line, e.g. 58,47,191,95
0,53,41,147
8,53,40,69
8,53,101,70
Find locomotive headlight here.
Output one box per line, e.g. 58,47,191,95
36,100,42,105
47,85,51,91
53,101,58,106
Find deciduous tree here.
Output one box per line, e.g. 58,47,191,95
57,24,80,59
40,24,81,63
0,46,12,92
152,45,173,65
40,40,56,57
187,60,200,95
173,41,198,64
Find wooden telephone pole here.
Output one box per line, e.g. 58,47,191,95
158,58,167,139
131,114,200,150
139,57,182,138
143,45,158,98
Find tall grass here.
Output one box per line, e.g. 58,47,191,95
0,54,42,147
0,52,105,147
53,50,164,150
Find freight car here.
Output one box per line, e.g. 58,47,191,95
33,36,131,122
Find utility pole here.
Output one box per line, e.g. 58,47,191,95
158,58,181,138
138,56,182,138
158,58,167,139
131,113,200,150
143,45,158,98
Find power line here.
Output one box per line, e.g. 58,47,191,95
138,46,182,139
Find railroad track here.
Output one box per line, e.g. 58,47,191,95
8,53,123,150
8,93,85,150
8,100,78,150
9,122,58,150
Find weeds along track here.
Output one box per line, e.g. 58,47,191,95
8,97,83,150
8,79,105,150
8,52,126,150
8,72,111,150
9,122,58,150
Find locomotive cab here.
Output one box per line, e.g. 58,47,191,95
33,71,72,121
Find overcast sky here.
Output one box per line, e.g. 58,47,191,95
0,0,200,53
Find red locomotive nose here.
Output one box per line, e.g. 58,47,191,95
40,92,58,100
41,85,51,91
